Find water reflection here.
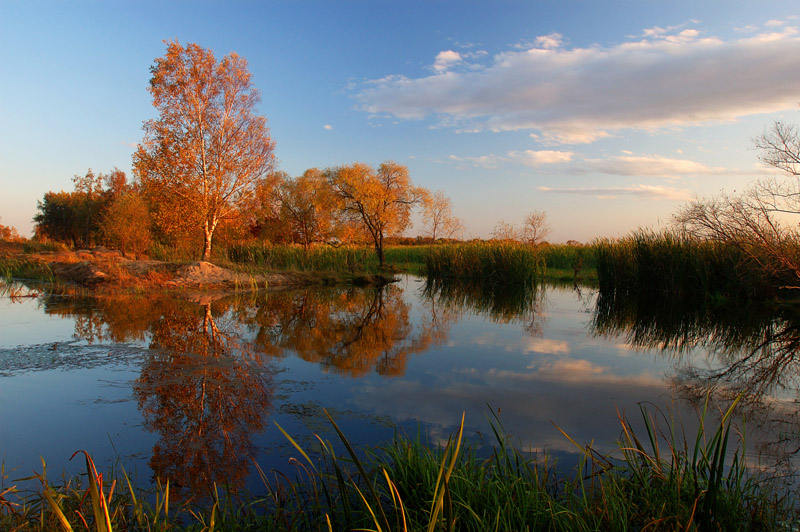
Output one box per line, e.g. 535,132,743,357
238,284,446,377
423,278,547,336
32,283,457,496
39,294,274,496
135,302,273,497
592,291,800,469
12,277,800,495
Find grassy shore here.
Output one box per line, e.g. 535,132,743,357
1,400,794,532
593,230,783,302
1,239,598,291
227,241,597,284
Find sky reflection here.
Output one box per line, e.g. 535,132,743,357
1,278,798,497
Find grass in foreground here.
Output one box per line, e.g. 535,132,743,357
2,398,794,531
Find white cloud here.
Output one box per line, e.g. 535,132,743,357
523,337,570,355
572,155,727,178
323,124,333,130
535,33,563,49
450,149,572,168
357,24,800,144
538,184,692,200
432,50,462,72
507,149,573,166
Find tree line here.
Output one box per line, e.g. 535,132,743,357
32,41,466,265
31,40,557,265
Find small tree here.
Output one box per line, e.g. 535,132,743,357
101,191,152,258
328,161,425,267
521,210,551,245
134,41,275,261
491,220,519,242
0,218,23,242
421,190,464,241
277,168,341,250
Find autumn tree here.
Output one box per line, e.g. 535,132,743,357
328,161,425,267
101,191,152,257
103,167,129,198
421,189,464,241
491,220,519,241
0,219,23,242
277,168,341,250
133,40,276,261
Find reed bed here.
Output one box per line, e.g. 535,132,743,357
224,241,595,284
3,401,793,531
424,242,544,286
227,243,384,273
594,230,772,301
540,243,597,271
0,256,54,283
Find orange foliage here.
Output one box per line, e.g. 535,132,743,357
134,40,276,260
328,161,426,265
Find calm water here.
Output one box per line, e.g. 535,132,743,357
1,277,798,498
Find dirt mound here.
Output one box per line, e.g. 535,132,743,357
48,261,109,285
170,261,244,286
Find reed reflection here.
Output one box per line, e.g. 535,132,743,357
592,291,800,466
422,278,547,336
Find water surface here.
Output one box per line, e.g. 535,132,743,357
1,278,797,498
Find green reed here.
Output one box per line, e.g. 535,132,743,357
227,243,382,273
424,242,544,286
594,230,773,301
5,401,792,531
0,256,54,283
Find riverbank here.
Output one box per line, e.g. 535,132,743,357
0,240,596,293
0,241,398,292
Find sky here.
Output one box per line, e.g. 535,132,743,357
2,0,800,242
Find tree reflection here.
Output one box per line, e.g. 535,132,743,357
240,284,444,377
42,294,274,498
134,301,273,497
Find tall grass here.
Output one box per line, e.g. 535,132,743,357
0,257,54,283
227,243,432,276
540,243,597,271
226,241,594,283
4,402,792,531
594,230,772,301
228,243,382,273
424,242,544,286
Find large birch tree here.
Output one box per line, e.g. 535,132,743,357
134,41,275,260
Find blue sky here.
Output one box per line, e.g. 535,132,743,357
2,1,799,242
